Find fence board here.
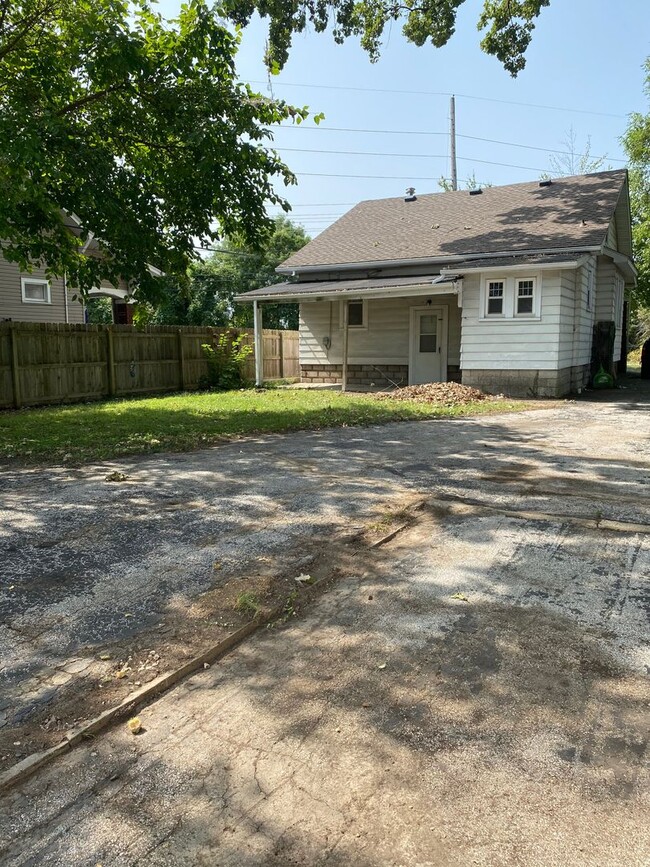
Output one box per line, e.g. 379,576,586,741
0,323,299,409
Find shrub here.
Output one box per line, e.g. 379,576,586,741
200,331,253,390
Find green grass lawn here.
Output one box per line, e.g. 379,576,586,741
0,389,527,465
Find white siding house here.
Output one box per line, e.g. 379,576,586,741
237,170,634,397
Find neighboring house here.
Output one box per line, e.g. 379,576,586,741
236,170,635,397
1,234,135,325
0,254,85,324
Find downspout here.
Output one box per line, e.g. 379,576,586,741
341,300,349,392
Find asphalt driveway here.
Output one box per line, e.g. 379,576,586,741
0,380,649,864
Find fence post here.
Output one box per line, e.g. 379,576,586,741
106,327,116,397
278,330,285,379
8,323,21,409
177,329,186,391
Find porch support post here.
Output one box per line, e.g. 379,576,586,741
253,300,263,387
341,299,349,392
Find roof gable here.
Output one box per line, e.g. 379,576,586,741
281,170,629,272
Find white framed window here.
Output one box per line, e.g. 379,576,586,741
515,277,536,316
21,277,51,304
486,280,505,316
339,299,367,330
480,272,542,321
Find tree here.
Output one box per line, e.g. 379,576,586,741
0,0,310,300
542,127,607,179
148,217,310,329
224,0,551,76
622,59,650,315
85,297,113,324
438,173,491,192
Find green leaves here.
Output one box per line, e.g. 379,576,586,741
0,0,309,300
622,59,650,308
478,1,550,76
146,216,310,330
223,0,551,76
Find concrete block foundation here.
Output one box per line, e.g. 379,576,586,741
462,365,591,398
300,364,408,388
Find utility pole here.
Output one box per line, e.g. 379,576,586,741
450,95,458,191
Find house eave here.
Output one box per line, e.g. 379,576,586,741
277,245,603,276
600,245,637,283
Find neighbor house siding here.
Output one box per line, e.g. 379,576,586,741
460,269,571,371
0,255,85,324
299,294,461,368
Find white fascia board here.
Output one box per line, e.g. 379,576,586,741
236,281,462,304
600,246,638,283
442,259,583,275
276,246,601,276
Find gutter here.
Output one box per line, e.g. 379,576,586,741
236,281,462,304
276,245,603,276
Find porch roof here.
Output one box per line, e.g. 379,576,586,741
235,250,587,304
234,273,459,304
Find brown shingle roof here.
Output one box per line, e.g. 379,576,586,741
280,170,627,271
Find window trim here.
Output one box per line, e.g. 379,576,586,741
479,272,542,322
484,279,506,318
339,299,368,331
21,277,51,305
514,276,537,318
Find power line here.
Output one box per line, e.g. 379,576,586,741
460,133,626,164
276,124,627,165
253,79,629,119
192,246,257,257
276,145,548,173
268,201,357,207
295,171,492,182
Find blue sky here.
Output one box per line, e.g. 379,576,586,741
158,0,650,236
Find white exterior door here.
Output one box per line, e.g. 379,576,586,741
409,306,447,384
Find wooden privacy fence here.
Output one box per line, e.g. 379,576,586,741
0,322,299,409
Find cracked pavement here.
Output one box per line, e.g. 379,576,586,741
0,381,649,865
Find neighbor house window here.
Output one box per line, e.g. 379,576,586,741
486,280,504,316
516,278,536,316
21,277,51,304
340,299,367,329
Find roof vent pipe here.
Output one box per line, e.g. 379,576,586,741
469,188,482,196
404,187,417,202
539,179,553,188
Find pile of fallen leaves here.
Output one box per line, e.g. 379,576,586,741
379,382,490,405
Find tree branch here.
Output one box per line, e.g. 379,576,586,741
57,82,128,115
